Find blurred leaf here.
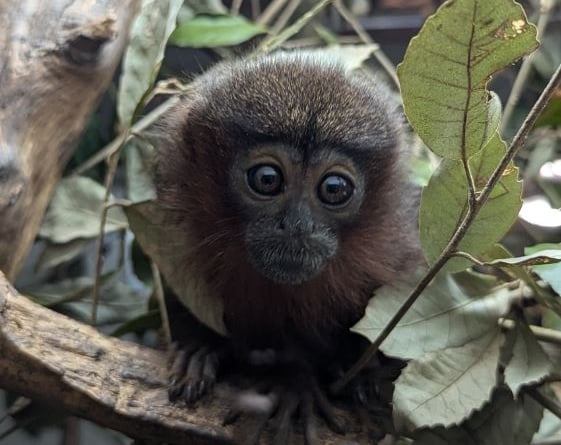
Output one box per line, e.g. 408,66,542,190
481,244,561,317
36,239,90,271
413,389,542,445
534,95,561,128
532,29,561,79
397,0,538,159
485,249,561,267
314,24,338,45
394,329,502,430
39,177,128,243
126,137,157,203
353,270,510,360
543,309,561,331
117,0,183,127
420,134,522,272
170,15,266,47
307,44,378,71
111,309,161,337
501,321,553,396
525,243,561,296
410,157,436,187
125,201,227,335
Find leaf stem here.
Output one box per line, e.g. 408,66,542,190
527,386,561,421
499,318,561,346
330,61,561,394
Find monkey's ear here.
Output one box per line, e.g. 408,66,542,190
126,201,228,336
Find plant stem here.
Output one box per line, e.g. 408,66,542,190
330,61,561,394
333,0,398,88
527,387,561,421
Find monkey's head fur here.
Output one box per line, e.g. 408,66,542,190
156,52,420,349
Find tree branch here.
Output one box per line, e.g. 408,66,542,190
0,272,367,444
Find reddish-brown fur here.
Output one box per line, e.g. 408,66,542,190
156,53,421,358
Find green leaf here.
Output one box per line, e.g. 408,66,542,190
117,0,183,127
485,249,561,267
39,177,128,243
502,321,553,396
525,243,561,296
413,388,543,445
533,407,561,444
420,133,522,272
394,329,502,430
126,137,157,203
352,271,509,360
111,309,161,337
125,201,227,335
397,0,538,159
169,15,267,47
307,44,378,71
36,239,90,271
534,96,561,128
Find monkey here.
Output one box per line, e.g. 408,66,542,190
155,51,421,443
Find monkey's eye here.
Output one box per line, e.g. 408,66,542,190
247,164,284,196
318,174,354,206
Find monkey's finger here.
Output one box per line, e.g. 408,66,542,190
168,346,188,401
183,346,209,404
311,379,346,435
302,391,319,445
271,391,299,445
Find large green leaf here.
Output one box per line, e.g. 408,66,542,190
352,271,508,360
125,137,157,203
170,15,266,48
397,0,538,159
525,243,561,296
420,133,522,271
394,329,503,430
39,177,128,243
117,0,183,127
501,321,553,396
413,389,543,444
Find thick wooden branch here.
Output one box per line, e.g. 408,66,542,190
0,0,139,280
0,272,368,444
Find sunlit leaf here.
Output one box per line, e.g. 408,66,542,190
525,243,561,296
397,0,538,159
420,133,522,271
126,137,157,203
485,249,561,267
170,15,266,47
117,0,183,126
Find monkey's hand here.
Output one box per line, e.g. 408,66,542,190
223,355,349,445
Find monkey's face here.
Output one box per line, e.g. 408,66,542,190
229,144,365,285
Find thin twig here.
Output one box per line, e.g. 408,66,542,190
501,0,554,133
256,0,288,25
251,0,261,20
151,261,172,345
331,62,561,394
499,318,561,345
69,96,180,177
257,0,333,54
270,0,301,35
527,387,561,421
452,251,485,266
91,132,129,325
231,0,243,15
333,0,399,88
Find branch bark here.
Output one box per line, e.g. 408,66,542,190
0,272,368,444
0,0,139,280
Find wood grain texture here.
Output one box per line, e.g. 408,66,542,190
0,0,139,280
0,271,371,444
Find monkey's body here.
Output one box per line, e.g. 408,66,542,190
156,52,420,441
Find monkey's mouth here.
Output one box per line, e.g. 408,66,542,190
246,237,337,285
